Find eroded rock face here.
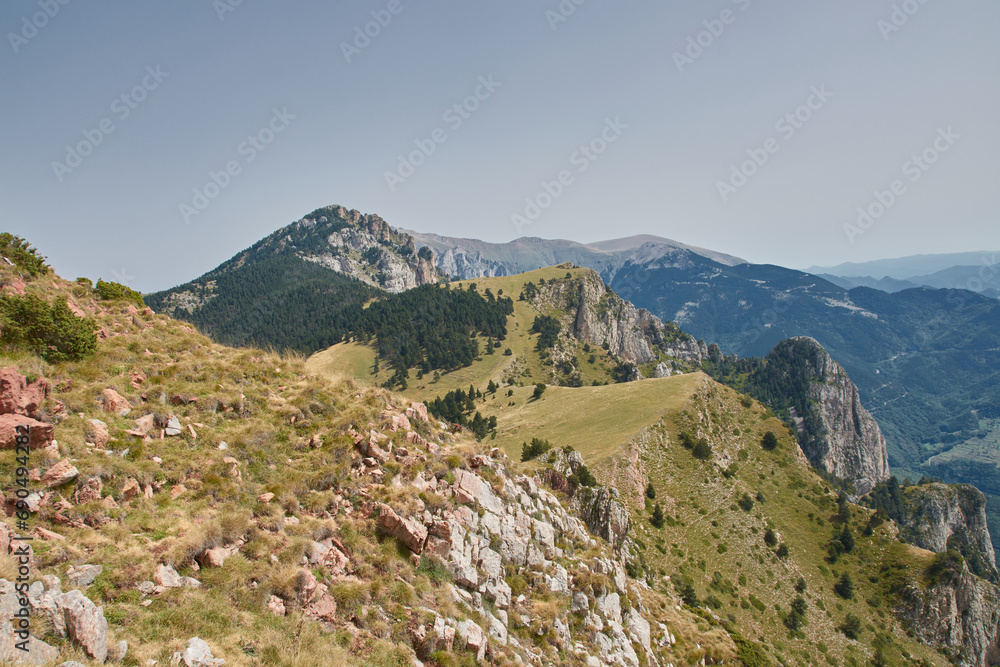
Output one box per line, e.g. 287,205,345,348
0,414,53,450
902,483,998,578
899,567,1000,667
782,337,890,497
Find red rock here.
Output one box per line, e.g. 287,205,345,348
0,367,49,417
0,414,53,449
40,459,79,488
377,504,428,554
121,478,141,500
86,418,109,447
1,278,26,294
409,402,429,422
389,413,411,432
35,527,65,541
74,478,103,504
267,595,286,616
129,369,146,389
306,594,337,622
100,388,131,416
132,413,155,436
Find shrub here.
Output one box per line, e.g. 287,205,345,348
776,543,789,559
0,233,48,277
650,503,664,528
520,438,552,462
94,279,145,306
692,438,712,460
568,464,597,488
645,483,656,500
795,577,807,594
834,573,854,600
761,431,778,451
926,549,964,586
764,528,778,547
0,294,97,362
531,383,546,400
839,612,862,639
737,493,754,512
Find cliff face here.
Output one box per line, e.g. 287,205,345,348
535,270,705,370
296,206,439,293
902,483,998,580
790,337,891,497
899,567,1000,667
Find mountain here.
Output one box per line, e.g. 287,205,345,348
402,229,746,281
816,274,921,293
808,251,1000,281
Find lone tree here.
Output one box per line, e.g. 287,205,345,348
651,503,665,528
532,383,546,401
761,431,779,451
645,483,656,500
839,613,862,640
834,573,854,600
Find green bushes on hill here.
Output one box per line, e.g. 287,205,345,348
95,279,145,307
0,294,96,362
0,233,48,277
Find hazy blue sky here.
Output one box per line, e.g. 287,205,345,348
2,1,998,292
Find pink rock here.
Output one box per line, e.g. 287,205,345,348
132,413,155,436
390,414,411,432
74,478,103,504
40,459,79,488
169,484,187,500
409,402,429,423
306,594,337,623
121,478,141,500
267,595,286,617
61,589,109,662
0,367,49,417
0,413,54,449
100,388,131,417
377,504,428,554
86,418,109,447
257,492,275,503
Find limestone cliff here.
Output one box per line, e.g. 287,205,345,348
902,483,998,581
898,565,1000,667
786,337,891,497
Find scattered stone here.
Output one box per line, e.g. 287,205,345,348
86,418,109,447
67,564,103,588
122,478,142,500
218,441,228,450
154,564,182,588
165,416,182,437
0,367,49,417
35,527,65,541
267,595,286,616
257,492,275,503
377,504,428,554
100,388,132,417
74,477,103,504
40,459,79,488
175,637,225,667
111,640,129,663
61,589,109,662
0,414,54,449
170,484,187,499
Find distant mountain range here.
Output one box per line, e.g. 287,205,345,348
808,251,1000,298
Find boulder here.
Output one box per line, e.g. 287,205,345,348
74,477,103,504
305,594,337,623
40,459,79,488
376,504,428,554
100,389,132,417
0,619,59,665
165,416,182,437
154,563,182,588
456,619,487,660
61,589,109,662
67,564,103,588
132,413,156,436
0,414,53,449
176,637,225,667
85,419,109,447
121,478,141,501
0,367,49,417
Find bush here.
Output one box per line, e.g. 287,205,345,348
531,383,546,400
738,493,754,512
692,438,712,460
568,464,597,488
0,294,97,362
645,483,656,500
94,279,144,307
761,431,778,451
764,528,778,547
776,543,789,559
520,438,551,462
795,577,807,594
926,549,964,586
0,233,48,277
650,503,665,528
839,612,862,639
834,573,854,600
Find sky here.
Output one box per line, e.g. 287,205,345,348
2,1,998,293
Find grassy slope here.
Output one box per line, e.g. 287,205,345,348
306,265,620,404
481,372,948,666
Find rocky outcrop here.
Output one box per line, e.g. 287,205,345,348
534,270,705,370
898,566,1000,667
548,449,632,551
783,337,890,497
902,483,998,580
0,368,49,418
